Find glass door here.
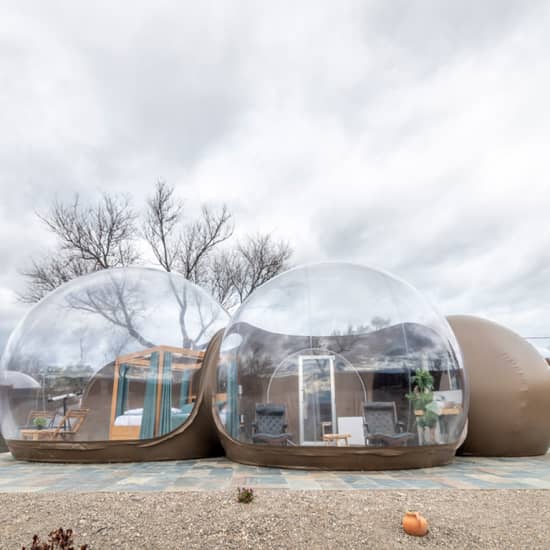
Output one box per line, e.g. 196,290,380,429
298,355,336,445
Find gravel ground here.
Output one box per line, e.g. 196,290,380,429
1,490,549,549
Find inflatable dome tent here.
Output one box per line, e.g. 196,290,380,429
448,315,550,457
0,371,40,452
213,262,468,470
0,267,229,462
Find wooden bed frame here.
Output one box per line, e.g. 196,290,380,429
109,346,205,441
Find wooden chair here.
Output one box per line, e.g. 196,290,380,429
52,409,89,440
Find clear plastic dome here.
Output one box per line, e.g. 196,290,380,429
0,267,229,442
215,262,467,450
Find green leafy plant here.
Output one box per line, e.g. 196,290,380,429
417,409,439,429
406,368,435,412
405,390,433,411
407,369,440,442
411,369,434,393
32,417,49,430
22,527,88,550
237,487,255,503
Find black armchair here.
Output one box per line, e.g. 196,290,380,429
363,401,415,447
252,403,293,446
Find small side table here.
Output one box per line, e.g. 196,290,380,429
20,429,57,441
322,433,351,447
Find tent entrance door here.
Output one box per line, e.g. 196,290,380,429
298,355,336,445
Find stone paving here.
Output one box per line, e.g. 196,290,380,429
0,451,549,492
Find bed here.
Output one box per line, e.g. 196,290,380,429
111,405,194,440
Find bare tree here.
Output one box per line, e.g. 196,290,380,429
18,254,95,303
21,183,293,312
142,181,183,272
209,234,293,308
167,279,225,349
39,193,138,269
21,193,139,302
178,204,233,284
143,182,234,284
63,271,155,348
236,234,292,299
207,250,238,308
172,203,234,345
143,182,235,342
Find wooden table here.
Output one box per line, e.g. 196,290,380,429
322,433,351,446
414,407,463,444
414,407,462,416
20,429,58,441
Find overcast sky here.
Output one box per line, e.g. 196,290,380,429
1,1,549,353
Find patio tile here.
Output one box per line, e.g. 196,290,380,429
285,479,322,490
116,476,157,486
2,451,550,492
241,476,288,485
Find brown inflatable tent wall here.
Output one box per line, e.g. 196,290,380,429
5,331,226,463
0,385,7,452
448,315,550,457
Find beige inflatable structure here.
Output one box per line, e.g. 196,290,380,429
447,315,550,457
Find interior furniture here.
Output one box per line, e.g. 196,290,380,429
363,401,416,446
322,433,351,446
52,408,89,439
20,409,89,440
20,428,59,441
337,416,365,445
19,411,58,440
109,346,205,441
414,407,462,416
252,404,293,445
415,405,463,444
321,421,333,436
26,410,57,428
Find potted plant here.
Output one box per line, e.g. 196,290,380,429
406,368,439,444
416,404,439,444
32,416,49,430
406,368,434,412
410,368,434,395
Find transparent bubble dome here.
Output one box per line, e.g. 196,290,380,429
0,267,229,442
215,262,467,449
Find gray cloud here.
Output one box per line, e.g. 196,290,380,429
0,0,549,353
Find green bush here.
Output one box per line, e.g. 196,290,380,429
32,417,49,430
237,487,255,503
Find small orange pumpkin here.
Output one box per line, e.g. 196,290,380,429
402,511,429,537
